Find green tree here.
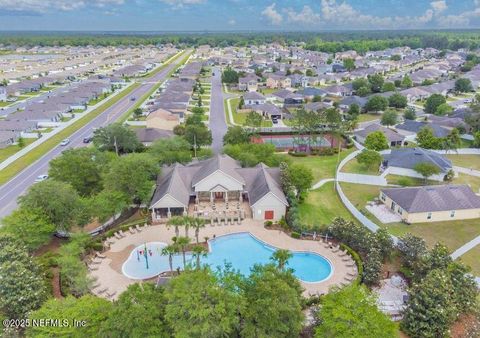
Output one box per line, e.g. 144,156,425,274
27,296,113,338
315,284,396,338
148,136,192,165
455,78,474,93
473,131,480,147
90,190,128,223
283,163,314,200
245,111,263,129
364,131,389,151
133,107,143,119
404,106,416,120
191,217,206,244
380,109,398,127
402,269,456,338
398,233,427,267
425,94,446,115
348,103,360,116
175,236,191,269
365,95,388,112
184,124,213,151
0,207,55,252
356,86,371,97
103,153,159,205
221,67,239,84
352,78,369,91
435,102,453,116
223,126,250,145
357,149,382,170
223,143,279,167
93,123,142,155
161,243,179,274
49,148,112,196
343,58,356,71
270,249,292,270
241,265,303,338
368,74,384,93
167,216,183,238
191,245,208,269
0,235,47,319
18,180,86,231
401,75,413,88
416,126,441,149
100,283,170,338
17,136,25,148
388,93,407,108
414,162,441,183
164,268,242,338
382,82,396,92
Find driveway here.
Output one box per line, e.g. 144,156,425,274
209,67,228,153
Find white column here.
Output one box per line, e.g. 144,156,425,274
210,192,214,203
239,192,243,203
183,207,187,216
225,191,228,202
167,207,171,218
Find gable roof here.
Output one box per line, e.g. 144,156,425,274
383,147,452,172
355,123,405,143
192,154,245,187
381,184,480,213
395,120,450,138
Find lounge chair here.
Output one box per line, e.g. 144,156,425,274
91,282,100,289
338,251,347,257
96,252,106,259
88,265,99,271
106,290,117,298
342,257,351,262
135,224,142,232
331,247,340,253
114,232,122,239
119,230,126,237
129,227,135,234
347,272,356,277
344,275,355,282
96,287,108,294
346,263,356,267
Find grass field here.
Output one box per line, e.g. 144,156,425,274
225,97,273,127
297,181,353,227
339,182,480,251
357,113,381,123
0,139,36,163
341,157,379,175
458,245,480,275
446,154,480,170
288,148,355,182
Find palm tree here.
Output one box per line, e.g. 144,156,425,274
191,217,206,243
270,249,293,270
182,216,193,238
161,244,179,275
167,216,184,237
175,236,191,269
191,245,208,269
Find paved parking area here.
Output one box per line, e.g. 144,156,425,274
366,204,402,223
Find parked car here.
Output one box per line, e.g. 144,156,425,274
34,174,49,183
130,96,136,101
60,138,70,146
83,136,93,143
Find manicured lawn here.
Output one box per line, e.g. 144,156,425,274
386,175,430,186
225,97,272,127
453,173,480,193
341,158,379,175
0,138,36,162
446,154,480,170
288,148,355,182
357,113,381,123
297,182,353,228
458,245,480,275
340,182,480,251
0,101,11,107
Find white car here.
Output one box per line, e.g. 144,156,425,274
34,175,49,183
60,138,70,146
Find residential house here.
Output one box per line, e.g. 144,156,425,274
149,154,288,221
379,185,480,223
325,84,353,97
238,74,261,92
296,87,327,101
399,87,431,103
0,130,18,149
146,108,181,130
339,96,368,111
265,74,291,89
381,147,453,182
246,103,283,120
243,92,266,105
134,128,174,146
395,120,451,140
354,123,405,147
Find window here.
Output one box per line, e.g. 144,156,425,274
398,207,403,215
380,193,386,202
427,212,432,220
450,210,455,218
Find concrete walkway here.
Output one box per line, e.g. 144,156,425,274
451,235,480,259
311,178,334,190
337,172,388,186
454,166,480,177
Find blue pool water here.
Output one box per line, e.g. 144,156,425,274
122,233,332,283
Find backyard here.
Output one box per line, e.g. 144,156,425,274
225,97,272,127
446,154,480,171
459,245,480,275
341,157,379,175
0,138,36,162
339,182,480,252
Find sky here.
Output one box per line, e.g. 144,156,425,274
0,0,479,31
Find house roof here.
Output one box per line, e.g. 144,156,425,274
297,87,327,97
355,123,405,143
383,147,452,172
134,128,173,143
381,184,480,213
243,91,266,100
192,154,245,187
339,95,368,107
395,120,450,138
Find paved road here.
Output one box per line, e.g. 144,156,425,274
209,67,228,153
0,55,185,220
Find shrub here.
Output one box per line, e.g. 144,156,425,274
339,243,363,284
291,232,301,239
264,221,273,227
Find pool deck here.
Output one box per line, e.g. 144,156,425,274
88,220,356,300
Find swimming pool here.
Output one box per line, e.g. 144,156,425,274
122,233,333,283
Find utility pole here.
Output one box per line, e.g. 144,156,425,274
114,135,119,156
193,133,197,158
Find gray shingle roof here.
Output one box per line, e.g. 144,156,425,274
383,147,452,172
381,184,480,213
192,154,245,186
395,120,450,138
355,123,405,143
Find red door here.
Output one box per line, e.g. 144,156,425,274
264,210,274,220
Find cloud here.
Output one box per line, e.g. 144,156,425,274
228,19,236,25
284,5,320,25
430,0,447,14
0,0,124,14
158,0,206,7
262,3,283,25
